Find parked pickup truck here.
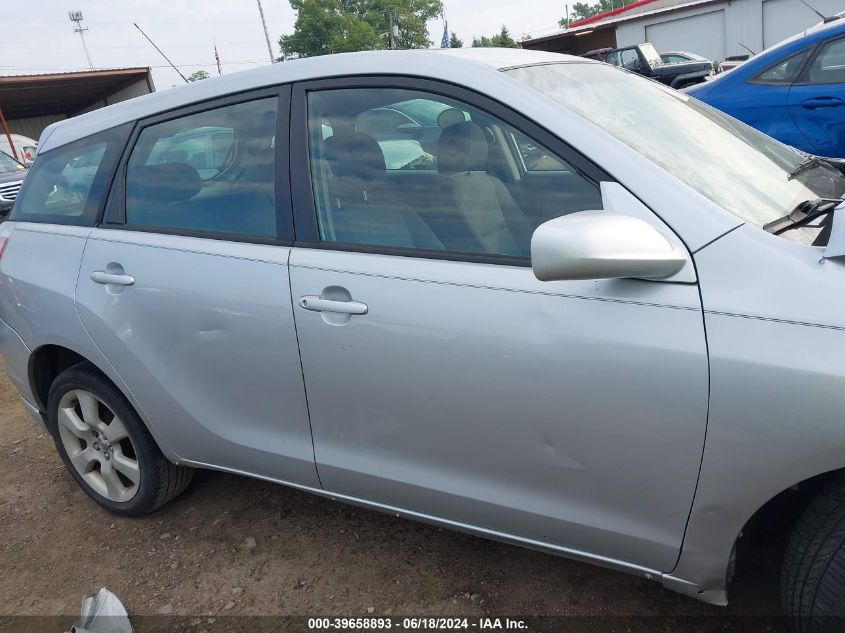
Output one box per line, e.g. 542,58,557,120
586,43,718,88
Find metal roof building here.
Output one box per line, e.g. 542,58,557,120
0,67,154,144
523,0,842,62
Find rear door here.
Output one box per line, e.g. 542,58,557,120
788,35,845,158
75,87,319,486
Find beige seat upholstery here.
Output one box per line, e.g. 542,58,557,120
428,121,531,256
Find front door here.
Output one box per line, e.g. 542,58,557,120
75,89,319,487
288,79,709,572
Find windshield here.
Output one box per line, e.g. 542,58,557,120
0,151,25,175
506,62,845,245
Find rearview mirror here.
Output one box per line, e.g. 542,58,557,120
531,211,688,282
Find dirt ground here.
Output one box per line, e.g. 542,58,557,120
0,365,788,632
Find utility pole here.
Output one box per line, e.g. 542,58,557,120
387,11,399,49
256,0,276,63
68,10,93,69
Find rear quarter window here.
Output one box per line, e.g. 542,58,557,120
11,123,131,226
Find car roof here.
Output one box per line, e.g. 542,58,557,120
38,48,581,153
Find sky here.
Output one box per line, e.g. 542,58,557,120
5,1,570,89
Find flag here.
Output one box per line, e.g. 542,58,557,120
214,40,222,75
441,21,450,48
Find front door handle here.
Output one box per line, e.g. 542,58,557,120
90,271,135,286
298,295,368,315
800,96,844,110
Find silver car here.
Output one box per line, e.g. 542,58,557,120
2,48,844,631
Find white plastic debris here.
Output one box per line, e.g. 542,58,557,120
67,587,133,633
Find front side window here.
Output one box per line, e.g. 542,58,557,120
307,87,601,257
11,124,130,225
125,97,277,238
507,62,845,245
753,50,809,84
807,38,845,84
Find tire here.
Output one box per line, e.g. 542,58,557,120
46,363,194,516
781,474,845,633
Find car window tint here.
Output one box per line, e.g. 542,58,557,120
306,88,601,258
807,38,845,84
11,123,131,226
754,50,808,84
125,97,278,238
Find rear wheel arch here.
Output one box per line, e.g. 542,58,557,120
28,344,181,463
29,344,91,411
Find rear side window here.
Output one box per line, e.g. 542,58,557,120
124,97,278,238
752,50,808,84
11,124,130,226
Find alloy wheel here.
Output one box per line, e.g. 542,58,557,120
56,389,140,502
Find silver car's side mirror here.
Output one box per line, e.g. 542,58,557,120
531,211,688,282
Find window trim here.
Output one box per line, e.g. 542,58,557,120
795,34,845,86
289,74,611,265
101,84,294,246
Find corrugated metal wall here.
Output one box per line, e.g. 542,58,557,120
615,0,842,62
8,114,66,141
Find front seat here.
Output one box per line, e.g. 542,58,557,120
429,121,531,256
320,132,442,250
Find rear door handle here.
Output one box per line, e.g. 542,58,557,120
90,271,135,286
800,96,844,109
298,296,368,315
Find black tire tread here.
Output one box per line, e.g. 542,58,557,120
781,474,845,633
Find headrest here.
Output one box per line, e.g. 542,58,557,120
128,162,202,202
437,108,466,129
323,133,386,180
437,122,488,174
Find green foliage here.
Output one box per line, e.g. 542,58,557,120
449,31,463,48
471,25,519,48
186,70,210,82
560,0,637,25
280,0,443,59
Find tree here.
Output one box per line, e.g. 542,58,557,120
187,70,210,82
280,0,443,59
449,31,463,48
472,25,519,48
560,0,637,25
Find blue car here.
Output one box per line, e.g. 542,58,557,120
688,13,845,158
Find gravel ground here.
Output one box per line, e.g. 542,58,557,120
0,365,787,632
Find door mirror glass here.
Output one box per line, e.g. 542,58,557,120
531,211,687,281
